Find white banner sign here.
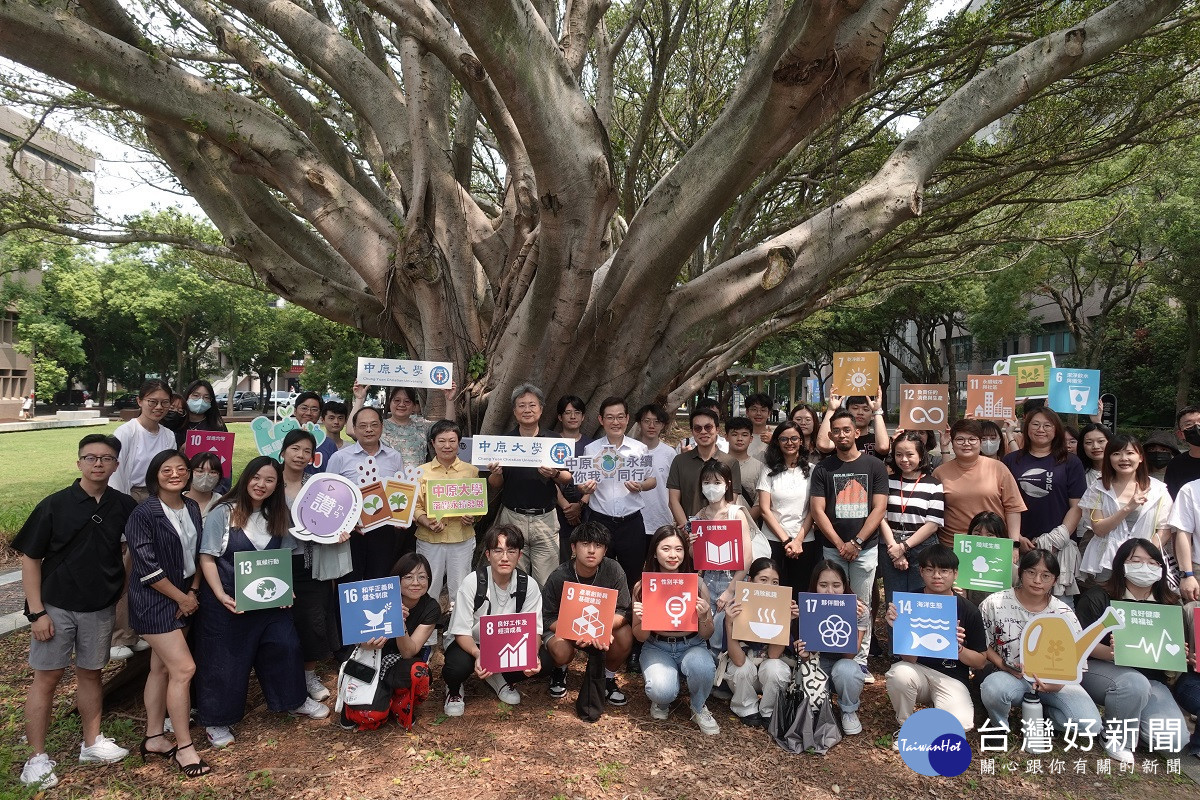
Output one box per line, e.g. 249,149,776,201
470,435,574,469
356,357,453,389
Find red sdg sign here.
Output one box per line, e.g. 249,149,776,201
478,613,538,674
641,573,698,632
691,519,745,571
184,431,235,479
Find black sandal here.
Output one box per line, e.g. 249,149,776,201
139,732,176,760
172,742,213,778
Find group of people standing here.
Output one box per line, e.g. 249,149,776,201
15,376,1200,788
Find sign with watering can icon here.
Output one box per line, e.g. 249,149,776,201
1020,607,1123,685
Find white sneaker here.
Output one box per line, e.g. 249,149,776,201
130,638,151,652
1104,740,1135,765
20,753,58,788
486,674,522,705
691,705,721,735
79,734,129,764
109,645,134,661
290,697,331,719
842,711,863,735
649,702,670,720
444,693,465,717
206,725,235,748
306,673,331,702
860,664,875,684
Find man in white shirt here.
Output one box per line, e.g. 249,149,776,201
580,397,656,591
635,404,676,536
1169,477,1200,602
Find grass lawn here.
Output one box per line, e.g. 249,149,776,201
0,422,263,539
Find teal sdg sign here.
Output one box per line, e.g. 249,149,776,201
234,549,294,611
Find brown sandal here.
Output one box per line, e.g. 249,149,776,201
172,742,213,778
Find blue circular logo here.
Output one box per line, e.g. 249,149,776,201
549,442,572,465
896,708,971,777
429,366,450,386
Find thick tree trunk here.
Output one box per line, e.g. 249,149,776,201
1177,299,1198,412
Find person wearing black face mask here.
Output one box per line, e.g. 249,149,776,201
1143,430,1180,483
1165,406,1200,499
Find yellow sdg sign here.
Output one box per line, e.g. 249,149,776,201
831,352,881,396
1021,607,1122,684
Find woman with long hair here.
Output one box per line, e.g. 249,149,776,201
193,456,328,750
759,421,816,590
879,431,944,611
170,379,228,449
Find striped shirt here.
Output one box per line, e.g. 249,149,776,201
885,473,945,542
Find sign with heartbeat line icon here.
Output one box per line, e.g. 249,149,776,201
1112,601,1186,672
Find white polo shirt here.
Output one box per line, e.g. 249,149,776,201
325,441,406,488
1168,478,1200,564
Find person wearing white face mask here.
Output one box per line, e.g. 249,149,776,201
1075,538,1188,755
183,452,223,520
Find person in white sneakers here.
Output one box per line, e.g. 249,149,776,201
442,525,543,716
14,434,137,788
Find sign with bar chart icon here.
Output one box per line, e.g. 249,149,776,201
478,613,538,673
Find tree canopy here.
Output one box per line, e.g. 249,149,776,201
1,0,1196,427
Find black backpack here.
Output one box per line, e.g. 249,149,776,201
471,567,529,614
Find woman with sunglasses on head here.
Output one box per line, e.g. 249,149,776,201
193,456,329,751
1079,435,1175,585
978,549,1131,763
125,449,209,777
1076,537,1187,754
1002,407,1086,606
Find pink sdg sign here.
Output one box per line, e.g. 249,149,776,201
184,431,235,479
478,613,538,674
290,474,363,543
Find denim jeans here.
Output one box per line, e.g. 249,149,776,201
823,544,878,665
640,636,717,714
878,538,934,609
1081,659,1187,753
980,670,1103,733
819,654,864,713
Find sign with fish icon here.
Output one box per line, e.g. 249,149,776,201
893,592,958,659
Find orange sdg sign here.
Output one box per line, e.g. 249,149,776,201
966,374,1016,421
831,352,880,396
899,384,949,431
556,582,618,647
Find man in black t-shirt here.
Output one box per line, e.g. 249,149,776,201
13,434,137,788
1166,406,1200,498
541,522,632,721
884,545,987,735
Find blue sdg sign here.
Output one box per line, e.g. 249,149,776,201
896,708,972,777
429,365,451,386
548,441,573,468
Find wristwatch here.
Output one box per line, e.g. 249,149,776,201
1186,571,1196,578
853,537,866,548
25,609,47,622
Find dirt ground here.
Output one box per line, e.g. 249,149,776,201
2,627,1197,800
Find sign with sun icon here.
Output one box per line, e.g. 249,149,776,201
832,351,881,396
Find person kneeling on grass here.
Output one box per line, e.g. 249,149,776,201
442,525,543,716
541,521,633,721
193,457,330,750
721,557,799,728
884,544,986,745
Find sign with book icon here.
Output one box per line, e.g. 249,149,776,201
691,519,745,571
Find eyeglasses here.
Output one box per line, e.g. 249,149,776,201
953,437,980,446
80,455,117,465
357,423,381,431
1028,422,1055,431
489,547,520,556
920,566,955,576
1126,558,1162,568
602,414,628,422
692,424,716,433
143,399,171,408
778,436,802,444
401,573,430,584
1021,569,1056,582
188,393,211,401
159,466,191,476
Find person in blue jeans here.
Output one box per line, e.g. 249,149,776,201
1076,538,1187,754
795,560,868,735
1174,599,1200,756
632,525,719,735
978,549,1134,764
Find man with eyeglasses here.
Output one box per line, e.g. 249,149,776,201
667,407,743,525
443,525,542,716
883,545,986,739
14,434,138,788
579,397,656,591
1166,405,1200,499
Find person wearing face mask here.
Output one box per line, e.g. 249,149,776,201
978,420,1006,459
183,452,223,519
1075,538,1188,755
1144,430,1182,483
1079,435,1175,585
1164,407,1200,499
170,380,228,449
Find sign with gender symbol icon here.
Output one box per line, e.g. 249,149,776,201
899,385,949,431
641,573,698,632
289,474,363,543
797,592,858,654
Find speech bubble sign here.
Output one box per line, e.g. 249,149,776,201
290,474,363,543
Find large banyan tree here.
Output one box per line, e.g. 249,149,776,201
0,0,1195,428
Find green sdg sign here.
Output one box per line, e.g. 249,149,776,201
952,535,1013,593
234,549,294,611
